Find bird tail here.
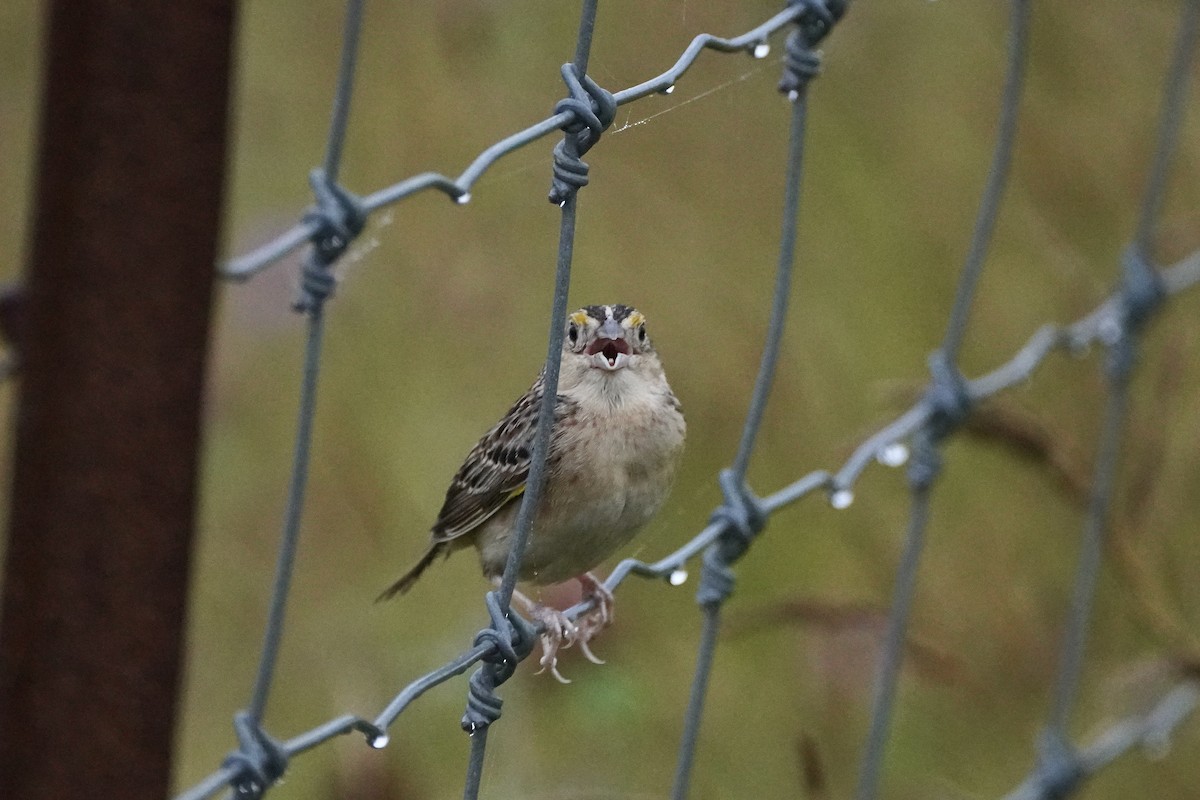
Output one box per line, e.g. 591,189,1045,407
376,542,447,602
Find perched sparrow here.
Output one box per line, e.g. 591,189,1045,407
380,304,686,680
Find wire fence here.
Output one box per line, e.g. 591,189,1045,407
178,1,1200,798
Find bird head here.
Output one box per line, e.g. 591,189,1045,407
562,304,654,373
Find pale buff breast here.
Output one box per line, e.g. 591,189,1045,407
474,369,685,585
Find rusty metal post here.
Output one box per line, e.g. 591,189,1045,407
0,2,235,799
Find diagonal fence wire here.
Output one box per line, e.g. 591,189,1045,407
220,5,813,281
176,1,1200,798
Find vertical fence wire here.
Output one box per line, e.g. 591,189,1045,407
668,5,855,793
461,1,601,797
461,727,490,800
727,100,808,485
671,51,821,796
853,2,1031,798
1132,0,1200,254
670,601,724,800
1043,379,1131,739
853,462,934,800
246,308,325,726
1050,0,1200,750
1024,2,1200,795
1044,0,1200,737
245,0,365,733
320,0,362,184
937,2,1031,365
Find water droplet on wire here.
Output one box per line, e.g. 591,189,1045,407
669,569,688,586
752,42,771,59
876,442,910,468
661,84,676,95
830,489,854,510
454,192,471,206
368,733,390,750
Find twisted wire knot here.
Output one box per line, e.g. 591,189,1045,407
710,468,767,551
221,711,288,799
461,591,537,733
1032,730,1085,800
1106,243,1166,381
294,257,339,314
1120,244,1166,329
906,431,943,492
294,168,366,312
791,0,848,45
778,0,848,97
550,142,591,202
548,64,616,205
907,350,971,490
696,469,767,607
779,30,823,98
696,548,737,608
922,349,972,442
462,668,505,734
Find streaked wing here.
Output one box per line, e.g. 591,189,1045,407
431,375,573,542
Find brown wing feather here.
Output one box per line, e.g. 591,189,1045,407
430,375,574,543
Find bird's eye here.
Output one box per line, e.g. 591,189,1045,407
567,324,579,345
638,325,647,342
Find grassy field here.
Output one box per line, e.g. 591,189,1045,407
3,2,1200,798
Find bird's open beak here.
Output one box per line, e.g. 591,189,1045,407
585,322,631,371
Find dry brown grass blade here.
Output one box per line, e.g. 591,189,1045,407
962,398,1090,504
727,598,964,686
1099,336,1200,668
1118,333,1183,527
331,745,428,800
963,379,1200,669
796,732,827,800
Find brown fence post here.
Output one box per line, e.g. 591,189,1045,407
0,2,235,798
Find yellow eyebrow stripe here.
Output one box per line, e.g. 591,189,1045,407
627,311,645,327
569,311,590,326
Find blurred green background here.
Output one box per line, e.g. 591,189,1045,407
3,1,1200,798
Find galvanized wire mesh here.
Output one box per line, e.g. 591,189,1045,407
177,1,1200,798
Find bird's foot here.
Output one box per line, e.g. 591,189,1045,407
524,604,579,684
572,572,614,664
508,581,613,682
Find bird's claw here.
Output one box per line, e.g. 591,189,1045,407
529,606,578,683
577,637,606,666
538,648,573,684
522,575,617,682
527,604,611,681
574,572,614,661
